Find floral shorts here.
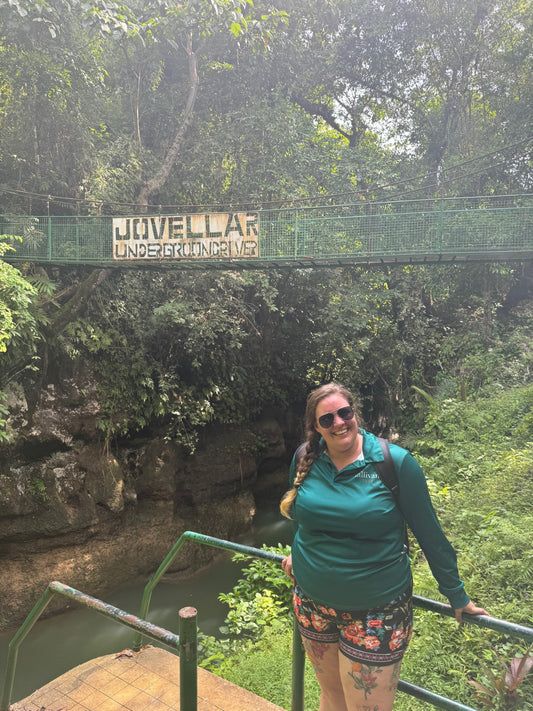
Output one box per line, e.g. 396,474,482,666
293,584,413,666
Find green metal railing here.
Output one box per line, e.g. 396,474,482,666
0,581,198,711
2,532,532,711
2,194,532,268
133,531,533,711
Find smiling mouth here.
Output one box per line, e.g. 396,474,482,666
332,428,349,436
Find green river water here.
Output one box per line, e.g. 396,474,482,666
0,510,292,702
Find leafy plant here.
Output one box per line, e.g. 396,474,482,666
0,240,42,391
219,589,286,638
29,477,49,502
198,545,292,669
469,646,533,710
217,545,292,639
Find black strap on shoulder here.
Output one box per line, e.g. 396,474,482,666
375,437,400,502
375,437,409,552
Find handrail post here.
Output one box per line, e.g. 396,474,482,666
291,614,305,711
0,586,55,711
133,532,191,650
179,607,198,711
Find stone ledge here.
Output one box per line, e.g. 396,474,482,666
11,644,285,711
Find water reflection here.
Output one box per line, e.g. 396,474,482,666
0,509,292,701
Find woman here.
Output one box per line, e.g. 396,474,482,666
280,383,488,711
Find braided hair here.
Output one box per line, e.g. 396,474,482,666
280,383,357,519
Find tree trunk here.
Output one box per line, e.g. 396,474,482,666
502,261,533,311
49,269,109,335
136,31,199,209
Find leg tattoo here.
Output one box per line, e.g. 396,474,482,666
348,662,383,699
388,660,402,692
303,639,330,674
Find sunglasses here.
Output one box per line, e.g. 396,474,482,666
317,406,355,429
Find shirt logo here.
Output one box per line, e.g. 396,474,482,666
353,470,379,479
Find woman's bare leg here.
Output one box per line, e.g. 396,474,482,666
301,636,348,711
338,653,402,711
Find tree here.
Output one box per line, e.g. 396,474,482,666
78,0,288,208
252,0,532,197
0,239,40,395
0,0,111,212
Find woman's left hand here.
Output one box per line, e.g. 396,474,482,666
282,554,294,581
454,600,489,623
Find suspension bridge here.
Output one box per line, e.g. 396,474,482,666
2,194,532,269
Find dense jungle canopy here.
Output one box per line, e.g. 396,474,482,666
0,0,532,439
0,1,532,708
0,0,531,212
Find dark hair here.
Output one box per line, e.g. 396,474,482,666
280,383,357,518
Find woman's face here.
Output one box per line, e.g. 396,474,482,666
313,393,359,454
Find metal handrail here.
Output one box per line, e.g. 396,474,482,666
133,531,533,711
0,581,197,711
2,532,532,711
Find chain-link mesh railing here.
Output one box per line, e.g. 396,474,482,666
2,194,531,267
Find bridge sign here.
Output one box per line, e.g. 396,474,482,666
112,212,259,261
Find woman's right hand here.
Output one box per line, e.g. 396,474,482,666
282,554,294,581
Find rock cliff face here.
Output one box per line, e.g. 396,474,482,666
0,374,292,631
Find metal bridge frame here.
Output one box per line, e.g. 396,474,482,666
2,194,532,269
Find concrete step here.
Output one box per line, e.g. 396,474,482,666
11,645,285,711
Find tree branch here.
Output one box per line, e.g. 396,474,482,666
136,30,199,208
49,269,109,335
290,92,353,143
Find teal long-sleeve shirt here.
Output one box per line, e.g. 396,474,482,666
290,430,470,611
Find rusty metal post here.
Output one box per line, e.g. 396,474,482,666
179,606,198,711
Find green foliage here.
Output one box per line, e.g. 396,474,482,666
210,620,321,711
29,477,49,501
414,384,533,480
470,646,533,710
218,545,292,640
60,270,295,450
0,243,42,403
198,545,291,667
0,1,531,702
3,0,531,211
0,242,37,353
221,545,293,615
62,314,203,446
396,384,533,709
218,589,285,638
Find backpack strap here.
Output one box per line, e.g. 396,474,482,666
375,437,400,502
375,437,409,552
